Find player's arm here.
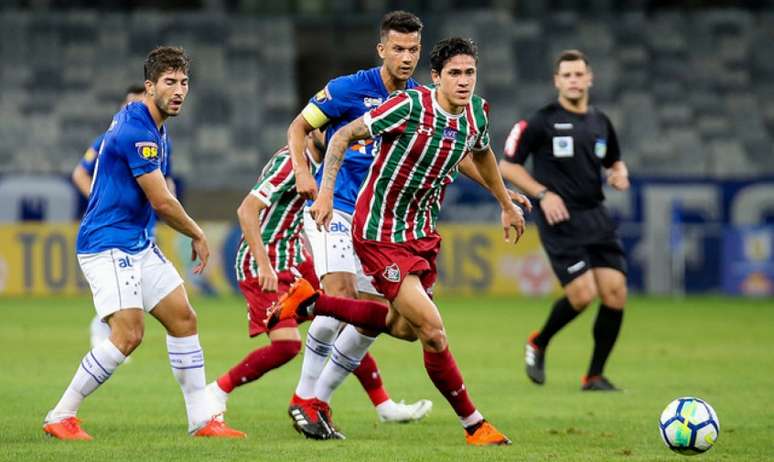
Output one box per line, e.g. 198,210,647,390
309,116,370,230
606,160,629,191
136,170,208,273
71,162,93,197
499,118,569,225
236,194,277,292
470,146,525,243
458,155,532,213
288,113,321,200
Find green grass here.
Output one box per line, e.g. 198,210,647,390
1,295,772,461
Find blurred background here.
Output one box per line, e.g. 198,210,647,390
1,0,773,298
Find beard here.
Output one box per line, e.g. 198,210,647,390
154,95,180,118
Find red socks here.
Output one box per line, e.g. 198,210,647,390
217,340,302,393
313,294,389,333
423,347,476,418
353,352,390,406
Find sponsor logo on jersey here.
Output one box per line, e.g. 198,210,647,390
383,263,401,282
417,125,433,136
594,138,607,159
314,86,331,103
443,127,458,140
552,136,574,158
554,123,573,130
135,142,159,159
363,97,383,108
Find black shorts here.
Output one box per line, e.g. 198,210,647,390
535,205,627,286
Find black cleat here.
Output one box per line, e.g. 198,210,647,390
524,331,546,385
316,401,346,440
581,375,621,391
288,398,333,440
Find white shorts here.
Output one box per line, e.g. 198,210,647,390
303,207,379,296
78,243,184,320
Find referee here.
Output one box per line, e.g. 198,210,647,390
499,50,630,391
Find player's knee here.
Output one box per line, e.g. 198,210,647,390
168,307,198,337
419,326,447,352
112,326,144,355
601,283,627,309
568,283,597,310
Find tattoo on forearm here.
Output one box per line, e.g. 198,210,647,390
321,120,369,191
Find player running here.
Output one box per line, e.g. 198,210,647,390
270,37,527,446
284,10,432,439
43,46,244,440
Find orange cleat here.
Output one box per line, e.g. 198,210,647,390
43,417,93,441
192,417,247,438
465,421,512,446
265,278,320,328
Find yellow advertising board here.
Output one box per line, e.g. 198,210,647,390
0,222,558,297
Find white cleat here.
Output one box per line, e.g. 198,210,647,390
377,399,433,423
205,382,229,417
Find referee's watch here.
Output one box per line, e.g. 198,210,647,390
536,188,549,201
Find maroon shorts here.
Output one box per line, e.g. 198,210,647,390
241,256,319,337
353,232,442,302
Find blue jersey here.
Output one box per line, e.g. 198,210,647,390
79,134,105,176
302,67,418,214
76,102,171,254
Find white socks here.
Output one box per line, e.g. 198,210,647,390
89,315,111,349
314,325,376,403
166,334,210,431
295,316,342,398
48,339,126,422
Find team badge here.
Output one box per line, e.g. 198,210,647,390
383,263,401,283
594,138,607,159
442,127,458,141
314,86,331,103
466,133,478,149
135,142,159,160
363,97,383,108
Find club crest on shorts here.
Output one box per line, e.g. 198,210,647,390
383,263,401,283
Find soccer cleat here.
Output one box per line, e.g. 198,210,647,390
43,416,93,441
316,400,346,440
192,417,247,438
288,395,333,440
265,278,320,329
377,399,433,423
465,420,512,446
524,331,546,385
581,375,621,391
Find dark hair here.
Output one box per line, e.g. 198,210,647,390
430,37,478,73
379,10,423,41
125,84,146,95
144,46,191,83
554,49,590,74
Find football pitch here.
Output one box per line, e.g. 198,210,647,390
1,295,772,461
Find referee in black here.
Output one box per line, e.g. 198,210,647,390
499,49,630,391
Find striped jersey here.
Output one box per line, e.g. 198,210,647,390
235,147,319,281
354,86,490,243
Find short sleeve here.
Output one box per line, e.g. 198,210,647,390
363,91,412,137
119,127,161,177
471,100,490,151
302,76,351,129
249,154,294,207
79,134,104,175
502,115,541,165
601,115,621,168
163,137,173,177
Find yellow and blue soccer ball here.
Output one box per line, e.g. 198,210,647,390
659,397,720,455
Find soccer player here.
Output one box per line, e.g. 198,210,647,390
71,84,176,351
271,37,526,446
285,10,432,438
43,46,244,440
499,49,630,391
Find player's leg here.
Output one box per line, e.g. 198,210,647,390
89,315,111,349
582,267,626,391
44,250,142,440
145,245,244,437
391,274,510,446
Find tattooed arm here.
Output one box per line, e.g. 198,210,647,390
309,116,371,230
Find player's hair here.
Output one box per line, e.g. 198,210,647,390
430,37,478,73
144,46,191,83
125,84,146,95
554,49,590,74
379,10,423,41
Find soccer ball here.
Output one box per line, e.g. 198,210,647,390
659,397,720,455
